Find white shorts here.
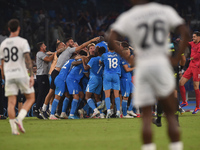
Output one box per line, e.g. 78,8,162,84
134,63,175,107
5,77,35,97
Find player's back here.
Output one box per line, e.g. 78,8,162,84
58,59,75,80
88,56,103,78
120,58,132,80
112,2,184,67
101,51,121,75
0,36,30,79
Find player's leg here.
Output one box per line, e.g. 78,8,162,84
60,92,70,119
113,74,121,118
192,81,200,114
152,100,163,127
179,68,191,107
68,94,79,119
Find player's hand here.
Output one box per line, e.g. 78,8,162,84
46,51,54,55
29,76,34,88
91,37,100,42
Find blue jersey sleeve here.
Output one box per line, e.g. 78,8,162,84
87,58,93,68
121,59,128,66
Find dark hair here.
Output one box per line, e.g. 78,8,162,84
36,42,44,50
56,42,62,48
65,37,73,43
98,47,106,55
79,50,87,56
121,41,129,48
8,19,20,32
193,31,200,36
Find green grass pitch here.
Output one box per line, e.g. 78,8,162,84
0,112,200,150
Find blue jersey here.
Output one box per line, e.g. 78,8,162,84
100,52,121,76
67,59,88,82
57,59,75,80
95,41,108,53
87,56,103,78
120,59,132,80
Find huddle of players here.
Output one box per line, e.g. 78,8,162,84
41,39,137,120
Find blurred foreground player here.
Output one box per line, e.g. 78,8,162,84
108,0,189,149
0,19,35,135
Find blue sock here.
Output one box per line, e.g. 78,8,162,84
87,98,96,110
97,101,102,113
115,97,120,111
128,98,133,111
105,97,110,110
83,103,89,111
70,99,78,115
122,100,128,116
51,99,59,115
75,98,82,113
62,97,69,113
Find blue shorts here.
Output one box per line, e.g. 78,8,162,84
86,76,102,95
103,74,120,91
81,77,89,94
54,76,68,96
66,76,82,95
121,78,134,97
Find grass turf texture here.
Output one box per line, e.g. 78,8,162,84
0,112,200,150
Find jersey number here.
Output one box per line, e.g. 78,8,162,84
108,58,118,68
137,20,166,49
3,47,19,62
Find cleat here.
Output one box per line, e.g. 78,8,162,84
192,107,200,114
46,110,50,117
180,102,188,108
78,109,86,119
116,111,121,118
100,113,105,118
15,119,25,133
127,110,137,117
39,111,48,120
123,114,134,118
55,113,60,118
49,115,59,120
60,112,68,119
136,114,140,118
152,118,162,127
97,101,105,110
90,110,100,118
12,130,20,135
106,110,112,119
179,108,185,115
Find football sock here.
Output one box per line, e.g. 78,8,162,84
83,103,89,111
17,109,27,121
194,89,200,108
142,143,156,150
70,99,78,116
105,97,111,110
115,97,120,111
49,104,52,112
9,119,17,132
42,104,47,112
97,101,102,113
128,98,133,111
179,86,186,103
122,100,128,116
62,97,69,113
87,98,96,110
51,99,59,115
169,141,183,150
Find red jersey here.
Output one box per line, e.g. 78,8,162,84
188,41,200,68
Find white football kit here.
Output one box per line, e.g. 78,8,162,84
0,36,34,96
111,2,184,107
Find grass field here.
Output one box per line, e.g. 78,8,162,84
0,112,200,150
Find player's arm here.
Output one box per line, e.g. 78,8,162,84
24,52,34,87
57,47,66,54
82,57,90,70
123,64,134,72
71,60,82,66
84,72,89,78
108,31,134,66
1,59,4,80
171,25,190,66
43,52,56,62
75,37,100,52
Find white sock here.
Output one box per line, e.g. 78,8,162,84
111,109,114,114
42,104,47,111
169,141,183,150
94,108,98,112
49,105,52,111
9,119,17,132
142,143,156,150
17,109,27,121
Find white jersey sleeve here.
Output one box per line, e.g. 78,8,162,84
0,43,3,60
22,40,31,54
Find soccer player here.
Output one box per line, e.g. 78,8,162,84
99,46,121,118
179,31,200,114
0,19,35,134
82,47,106,118
108,0,189,149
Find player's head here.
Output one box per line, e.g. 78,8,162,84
123,47,131,56
98,47,106,56
8,19,20,34
33,65,37,73
37,42,46,52
87,43,95,55
120,41,129,50
79,50,88,56
192,31,200,43
56,42,65,51
65,37,74,48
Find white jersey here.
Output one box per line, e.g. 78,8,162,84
0,36,30,79
111,2,184,67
